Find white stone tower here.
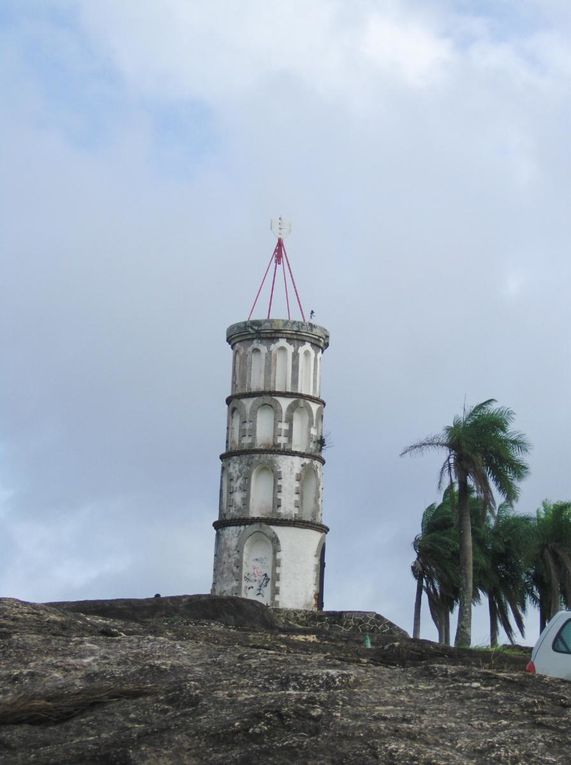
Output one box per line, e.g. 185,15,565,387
211,225,330,610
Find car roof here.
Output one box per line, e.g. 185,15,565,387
532,610,571,659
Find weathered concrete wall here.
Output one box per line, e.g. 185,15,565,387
212,319,330,610
225,396,323,453
273,526,324,610
221,453,323,521
212,522,325,610
212,526,242,597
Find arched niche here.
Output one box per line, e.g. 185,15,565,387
250,465,274,516
298,346,314,395
301,465,319,521
238,523,281,606
250,397,281,449
284,400,314,452
250,347,265,391
292,406,310,451
275,347,288,390
271,341,292,391
256,404,274,447
227,399,246,451
219,466,228,510
314,405,324,452
314,536,326,610
314,352,322,398
230,408,241,448
233,348,244,392
242,531,273,605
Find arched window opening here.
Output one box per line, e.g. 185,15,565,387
220,468,228,509
302,468,318,520
242,532,273,605
299,349,313,394
250,348,264,391
292,406,310,451
251,466,274,516
275,347,288,391
230,409,241,448
233,349,243,391
256,405,274,447
315,408,324,452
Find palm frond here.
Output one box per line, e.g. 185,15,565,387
400,436,447,458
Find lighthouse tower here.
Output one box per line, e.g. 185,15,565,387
211,221,330,610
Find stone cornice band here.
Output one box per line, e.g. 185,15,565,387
226,319,329,350
226,390,325,407
213,516,329,534
220,448,325,465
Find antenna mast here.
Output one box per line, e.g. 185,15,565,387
247,218,306,321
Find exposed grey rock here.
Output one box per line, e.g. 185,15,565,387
0,596,569,764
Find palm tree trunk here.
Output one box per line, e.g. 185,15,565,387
539,599,547,633
543,550,562,624
413,569,423,639
437,613,445,644
454,475,473,647
444,610,450,646
427,594,442,642
549,584,561,624
489,596,498,647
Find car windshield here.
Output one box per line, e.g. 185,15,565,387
552,618,571,654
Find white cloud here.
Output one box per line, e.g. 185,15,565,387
74,1,461,107
362,13,453,86
73,1,571,108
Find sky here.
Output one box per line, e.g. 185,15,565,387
1,0,570,645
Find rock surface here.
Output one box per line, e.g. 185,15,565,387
0,595,569,764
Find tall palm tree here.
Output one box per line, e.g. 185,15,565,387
411,487,459,643
476,504,533,646
528,501,571,631
402,399,530,647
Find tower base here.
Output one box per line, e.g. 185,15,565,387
212,519,327,610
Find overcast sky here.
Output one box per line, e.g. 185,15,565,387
1,0,570,644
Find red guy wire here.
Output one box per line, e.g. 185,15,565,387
283,247,306,321
247,248,276,320
281,248,291,319
266,250,280,319
247,235,306,321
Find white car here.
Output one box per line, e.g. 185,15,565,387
526,610,571,680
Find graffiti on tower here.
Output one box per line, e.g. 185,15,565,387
243,554,271,603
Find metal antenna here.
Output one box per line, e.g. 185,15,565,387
247,218,307,321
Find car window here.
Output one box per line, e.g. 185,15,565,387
552,618,571,654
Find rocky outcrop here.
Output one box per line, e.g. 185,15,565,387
0,596,569,764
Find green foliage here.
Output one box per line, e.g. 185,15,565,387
403,399,530,647
411,494,571,644
402,399,530,512
475,504,534,645
413,488,460,644
527,500,571,630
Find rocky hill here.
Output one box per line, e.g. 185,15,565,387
0,595,569,764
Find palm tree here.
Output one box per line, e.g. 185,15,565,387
476,504,533,646
402,399,530,647
528,501,571,631
411,487,459,643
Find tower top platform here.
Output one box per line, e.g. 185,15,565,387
227,319,329,351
